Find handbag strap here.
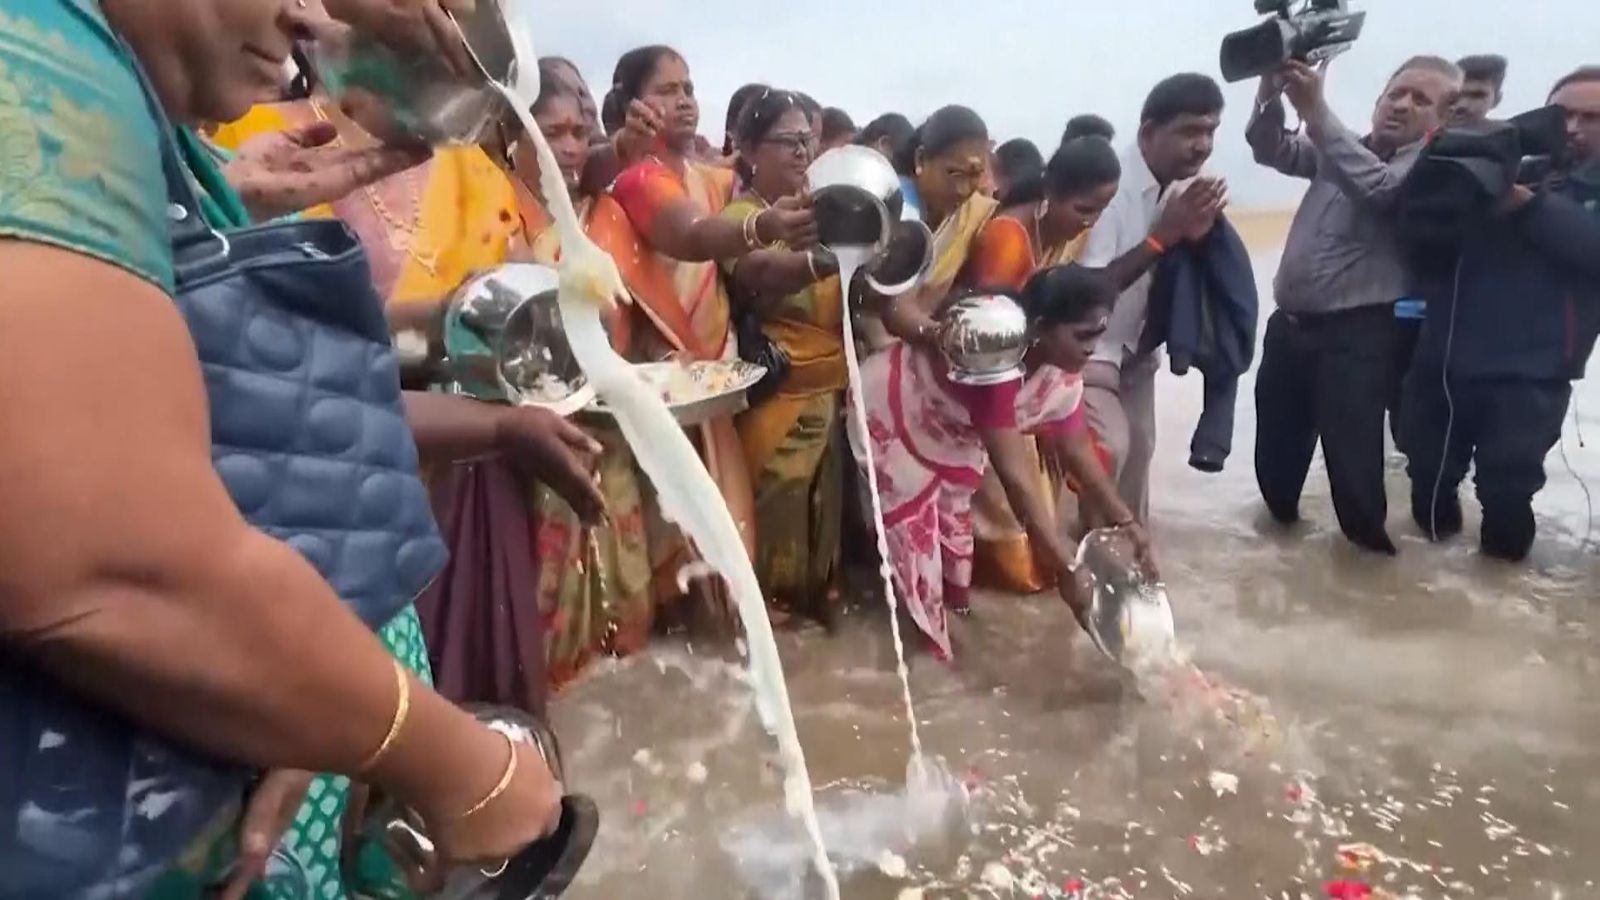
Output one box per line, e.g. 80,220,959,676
115,36,234,275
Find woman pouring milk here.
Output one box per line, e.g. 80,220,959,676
852,265,1158,660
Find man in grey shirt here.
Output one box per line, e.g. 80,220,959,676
1246,56,1461,555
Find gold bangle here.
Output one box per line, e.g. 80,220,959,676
742,209,760,248
358,659,410,774
456,730,519,820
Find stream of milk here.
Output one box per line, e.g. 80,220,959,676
490,73,840,897
833,248,925,765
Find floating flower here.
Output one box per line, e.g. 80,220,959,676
1324,880,1372,899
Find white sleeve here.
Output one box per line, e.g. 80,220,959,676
1076,203,1122,268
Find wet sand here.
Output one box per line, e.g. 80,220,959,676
551,233,1600,899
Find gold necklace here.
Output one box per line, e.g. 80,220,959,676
309,100,438,276
1030,201,1065,265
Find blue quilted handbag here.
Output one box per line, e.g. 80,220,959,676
0,68,446,899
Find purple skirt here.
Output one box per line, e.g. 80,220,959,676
414,457,548,718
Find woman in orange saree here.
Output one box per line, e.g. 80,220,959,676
503,63,662,688
959,136,1125,594
600,46,818,615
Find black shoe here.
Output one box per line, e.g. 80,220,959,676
1264,501,1301,526
1349,530,1399,556
1481,504,1536,562
1413,489,1463,541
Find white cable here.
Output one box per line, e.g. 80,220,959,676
1428,256,1464,541
1558,402,1594,554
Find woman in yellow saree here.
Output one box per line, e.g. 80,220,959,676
600,46,818,615
720,89,847,626
857,105,1000,354
211,102,519,305
959,137,1124,593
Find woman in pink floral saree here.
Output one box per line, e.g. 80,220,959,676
849,265,1155,658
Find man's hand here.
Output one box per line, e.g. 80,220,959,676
1496,183,1537,216
1257,71,1286,104
1152,177,1228,246
220,769,315,900
322,0,478,78
494,406,606,524
1281,61,1329,122
224,121,430,222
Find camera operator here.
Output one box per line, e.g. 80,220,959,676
1553,66,1600,177
1401,67,1600,562
1246,57,1461,555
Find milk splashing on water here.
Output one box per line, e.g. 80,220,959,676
834,247,926,765
486,67,841,896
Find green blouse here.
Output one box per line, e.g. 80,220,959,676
0,0,176,288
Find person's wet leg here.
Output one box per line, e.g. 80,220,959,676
1400,369,1472,541
1082,360,1132,530
1473,380,1570,562
938,482,978,615
1254,311,1320,526
1119,353,1160,524
1315,309,1399,555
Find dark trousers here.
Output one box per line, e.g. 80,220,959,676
1400,372,1571,561
1255,305,1403,554
1390,317,1422,446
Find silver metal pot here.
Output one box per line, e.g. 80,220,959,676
937,293,1030,386
308,1,521,146
1073,528,1177,670
807,146,932,297
441,263,595,414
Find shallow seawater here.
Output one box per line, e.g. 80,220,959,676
550,251,1600,898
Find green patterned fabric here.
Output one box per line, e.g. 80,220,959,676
0,0,174,290
270,606,433,900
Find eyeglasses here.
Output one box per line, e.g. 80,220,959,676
762,132,817,155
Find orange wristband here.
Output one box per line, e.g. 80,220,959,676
1144,235,1167,255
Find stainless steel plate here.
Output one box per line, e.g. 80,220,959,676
586,360,767,427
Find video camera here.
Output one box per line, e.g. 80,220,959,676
1396,106,1572,246
1220,0,1367,84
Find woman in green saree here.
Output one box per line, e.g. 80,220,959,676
0,3,571,898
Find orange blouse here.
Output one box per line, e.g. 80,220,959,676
961,216,1036,292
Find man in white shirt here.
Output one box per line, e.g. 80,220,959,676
1078,74,1228,524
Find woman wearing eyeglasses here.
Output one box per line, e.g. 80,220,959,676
601,46,816,621
718,89,846,627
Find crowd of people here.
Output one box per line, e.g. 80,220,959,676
1,0,1596,896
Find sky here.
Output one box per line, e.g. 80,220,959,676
530,0,1600,210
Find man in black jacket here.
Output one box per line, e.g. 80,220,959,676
1401,68,1600,561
